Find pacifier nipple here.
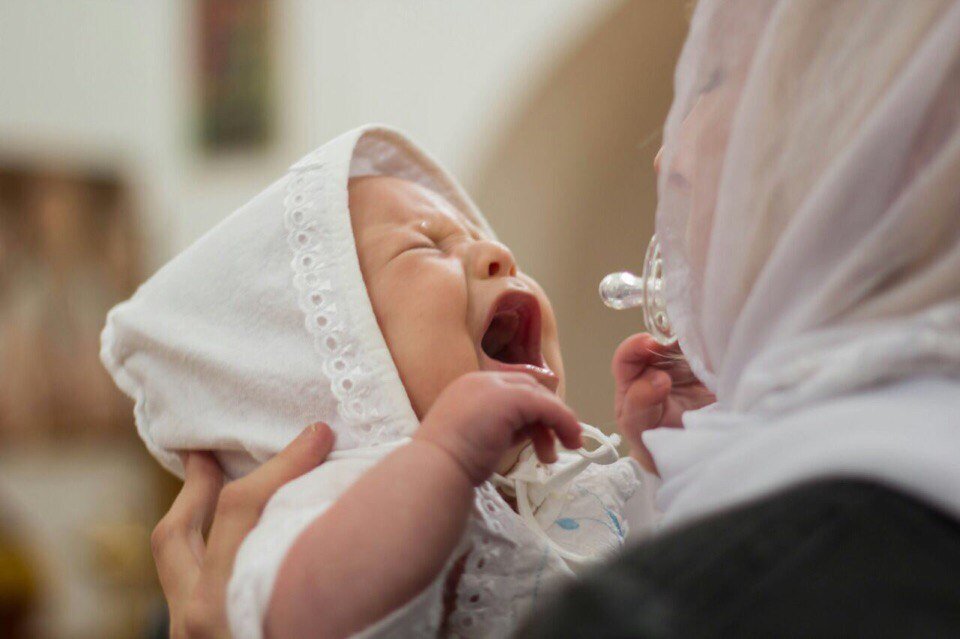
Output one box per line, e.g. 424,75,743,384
599,271,646,310
599,234,676,345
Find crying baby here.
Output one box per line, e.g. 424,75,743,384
102,125,642,638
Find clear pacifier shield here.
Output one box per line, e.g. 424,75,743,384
598,235,676,345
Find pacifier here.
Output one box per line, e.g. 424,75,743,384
599,234,676,345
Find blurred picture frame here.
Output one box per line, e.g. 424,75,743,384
196,0,274,152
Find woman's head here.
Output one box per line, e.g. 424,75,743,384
655,0,960,411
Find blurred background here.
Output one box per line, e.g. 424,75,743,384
0,1,686,637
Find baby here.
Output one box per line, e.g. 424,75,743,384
102,125,644,638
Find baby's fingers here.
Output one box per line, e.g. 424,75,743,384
620,368,671,428
512,387,582,450
612,333,674,385
529,425,559,464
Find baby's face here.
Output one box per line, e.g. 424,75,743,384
349,176,565,468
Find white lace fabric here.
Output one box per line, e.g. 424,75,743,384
283,141,411,449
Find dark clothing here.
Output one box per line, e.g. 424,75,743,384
517,479,960,638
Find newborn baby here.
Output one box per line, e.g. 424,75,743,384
102,125,641,638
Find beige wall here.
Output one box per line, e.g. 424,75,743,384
0,0,687,429
475,1,688,426
0,0,616,267
0,0,686,427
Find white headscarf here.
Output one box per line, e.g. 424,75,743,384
101,125,493,480
646,0,960,525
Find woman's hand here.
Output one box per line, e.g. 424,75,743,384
613,333,715,473
152,423,334,639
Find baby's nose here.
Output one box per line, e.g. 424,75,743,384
472,240,517,279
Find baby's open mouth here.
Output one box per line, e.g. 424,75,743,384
480,291,558,392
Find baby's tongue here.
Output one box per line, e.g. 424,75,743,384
482,312,519,359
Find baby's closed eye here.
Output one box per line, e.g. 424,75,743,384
408,228,467,255
406,239,440,253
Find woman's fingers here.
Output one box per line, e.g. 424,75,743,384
152,452,224,602
153,425,334,639
203,423,335,578
185,452,226,542
234,423,334,513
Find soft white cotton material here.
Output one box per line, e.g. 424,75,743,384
646,0,960,528
101,124,642,638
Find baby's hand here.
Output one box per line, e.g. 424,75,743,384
612,333,715,473
414,371,582,485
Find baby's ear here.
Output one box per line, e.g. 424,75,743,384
346,175,378,200
346,175,368,200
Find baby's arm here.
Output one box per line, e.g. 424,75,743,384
266,371,582,639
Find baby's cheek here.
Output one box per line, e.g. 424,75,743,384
376,263,477,418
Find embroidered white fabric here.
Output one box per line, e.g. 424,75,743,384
444,460,641,639
284,155,409,449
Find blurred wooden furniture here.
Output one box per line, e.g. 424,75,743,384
0,163,171,638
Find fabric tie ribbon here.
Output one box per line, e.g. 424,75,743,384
492,423,622,564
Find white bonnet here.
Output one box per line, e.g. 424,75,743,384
101,125,493,479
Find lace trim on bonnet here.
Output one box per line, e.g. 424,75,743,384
284,129,494,448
